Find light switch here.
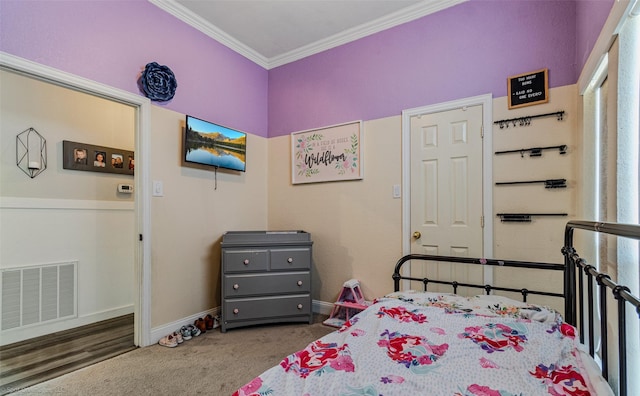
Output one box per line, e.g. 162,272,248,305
393,184,401,198
153,181,164,197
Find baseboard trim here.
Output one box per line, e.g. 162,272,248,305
150,301,334,344
0,305,134,346
313,299,334,316
150,307,220,344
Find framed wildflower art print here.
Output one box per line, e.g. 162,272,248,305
291,120,363,185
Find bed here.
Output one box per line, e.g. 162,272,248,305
233,221,640,396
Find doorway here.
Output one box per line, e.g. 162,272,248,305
401,94,494,290
0,52,151,347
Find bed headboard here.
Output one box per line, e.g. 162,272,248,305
392,254,565,301
392,220,640,396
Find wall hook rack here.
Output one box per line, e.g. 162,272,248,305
497,213,568,222
493,111,565,129
495,144,567,158
496,178,567,188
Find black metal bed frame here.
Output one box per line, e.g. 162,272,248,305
392,220,640,396
562,221,640,396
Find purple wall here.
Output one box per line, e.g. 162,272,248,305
0,0,269,137
268,0,603,137
1,1,612,139
576,0,614,71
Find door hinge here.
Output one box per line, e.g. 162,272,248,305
139,234,143,241
481,125,484,138
480,215,485,228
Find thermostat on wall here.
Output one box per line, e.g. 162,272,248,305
118,184,134,193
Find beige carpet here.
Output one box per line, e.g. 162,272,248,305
10,318,334,395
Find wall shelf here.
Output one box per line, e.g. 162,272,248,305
496,178,567,189
495,144,567,158
494,111,565,129
497,213,568,222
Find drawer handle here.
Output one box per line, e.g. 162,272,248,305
233,308,239,314
297,304,303,310
243,259,250,265
287,257,293,263
297,280,303,286
233,284,239,290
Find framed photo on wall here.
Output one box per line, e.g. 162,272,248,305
291,120,363,184
63,140,134,176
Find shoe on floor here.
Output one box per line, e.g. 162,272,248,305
187,324,201,337
194,318,207,334
159,334,178,348
204,314,214,330
172,331,184,344
180,325,192,341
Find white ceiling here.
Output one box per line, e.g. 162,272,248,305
150,0,465,69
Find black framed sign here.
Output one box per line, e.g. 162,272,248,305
63,140,134,175
508,68,548,109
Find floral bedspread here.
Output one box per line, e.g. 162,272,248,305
234,292,603,396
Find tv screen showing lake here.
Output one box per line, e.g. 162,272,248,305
186,145,246,171
184,115,247,172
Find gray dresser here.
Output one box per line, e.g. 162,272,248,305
220,231,313,332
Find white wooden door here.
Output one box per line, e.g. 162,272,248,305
409,104,484,294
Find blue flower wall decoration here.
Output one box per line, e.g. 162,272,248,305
139,62,177,102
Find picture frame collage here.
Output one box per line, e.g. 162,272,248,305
63,140,134,176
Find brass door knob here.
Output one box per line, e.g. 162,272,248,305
413,231,421,239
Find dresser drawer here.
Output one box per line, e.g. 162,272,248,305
224,272,310,298
270,248,311,270
223,250,268,272
224,294,311,321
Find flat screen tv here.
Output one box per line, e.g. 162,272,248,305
184,115,247,172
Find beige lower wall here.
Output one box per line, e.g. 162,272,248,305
268,85,578,312
149,106,268,327
491,85,577,311
492,85,578,262
267,116,403,303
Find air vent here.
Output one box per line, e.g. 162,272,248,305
1,262,77,331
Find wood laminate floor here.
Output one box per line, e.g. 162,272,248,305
0,314,136,395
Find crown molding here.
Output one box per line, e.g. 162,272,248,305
149,0,466,70
268,0,466,68
149,0,270,68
